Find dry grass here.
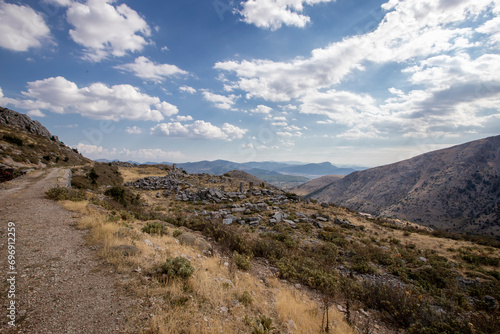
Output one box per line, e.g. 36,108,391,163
276,286,354,334
119,166,170,183
61,200,355,334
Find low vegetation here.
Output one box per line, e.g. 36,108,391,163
44,163,499,333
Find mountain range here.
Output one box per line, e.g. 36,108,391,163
302,135,500,237
96,159,363,180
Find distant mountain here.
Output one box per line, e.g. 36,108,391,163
290,175,344,196
175,160,358,178
278,162,355,177
307,135,500,236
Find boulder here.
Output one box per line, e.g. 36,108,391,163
177,232,212,252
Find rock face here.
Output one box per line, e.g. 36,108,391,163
309,135,500,236
0,107,58,142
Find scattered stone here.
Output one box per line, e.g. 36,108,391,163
418,256,428,263
144,239,154,247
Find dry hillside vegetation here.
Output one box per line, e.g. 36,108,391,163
46,163,500,333
59,199,353,334
307,135,500,237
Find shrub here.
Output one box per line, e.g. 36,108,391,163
172,229,183,238
233,251,252,271
157,256,195,280
45,186,70,200
142,222,167,236
252,315,275,334
2,135,23,146
238,291,253,306
45,187,85,201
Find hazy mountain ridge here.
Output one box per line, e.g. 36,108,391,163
308,135,500,236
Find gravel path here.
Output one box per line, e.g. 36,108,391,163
0,169,139,333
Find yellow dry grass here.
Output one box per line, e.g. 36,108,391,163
61,200,355,334
119,166,169,183
276,286,354,334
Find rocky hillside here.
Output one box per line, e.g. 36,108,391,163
0,106,89,180
0,106,58,141
307,135,500,237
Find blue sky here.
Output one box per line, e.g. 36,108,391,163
0,0,499,166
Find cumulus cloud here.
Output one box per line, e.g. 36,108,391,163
63,0,151,61
216,0,494,102
250,105,273,114
215,0,500,139
115,56,188,82
76,143,185,162
0,2,52,52
239,0,335,30
179,86,197,94
174,115,194,122
202,91,239,110
4,76,178,121
27,109,46,118
150,120,247,141
125,126,143,134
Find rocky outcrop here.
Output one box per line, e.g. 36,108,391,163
0,107,59,142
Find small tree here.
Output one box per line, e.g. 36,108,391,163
87,168,99,185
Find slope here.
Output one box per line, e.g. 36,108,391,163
309,135,500,236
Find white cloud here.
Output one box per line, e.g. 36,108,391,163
151,120,247,141
179,86,197,94
64,0,151,61
115,56,188,82
76,143,185,162
202,91,239,110
250,105,273,114
3,76,178,121
125,126,143,134
239,0,335,30
174,115,194,122
0,2,52,52
27,109,46,118
216,0,494,102
43,0,72,6
300,89,382,127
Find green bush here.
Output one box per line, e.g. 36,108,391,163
45,186,70,200
172,229,183,238
45,187,85,201
238,291,253,306
252,315,275,334
142,222,167,236
2,135,23,146
233,251,252,271
157,256,195,280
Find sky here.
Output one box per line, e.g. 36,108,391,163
0,0,499,167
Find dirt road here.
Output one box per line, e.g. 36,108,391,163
0,169,138,333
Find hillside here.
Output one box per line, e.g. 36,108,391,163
291,175,344,196
0,107,89,180
308,135,500,237
55,162,500,334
